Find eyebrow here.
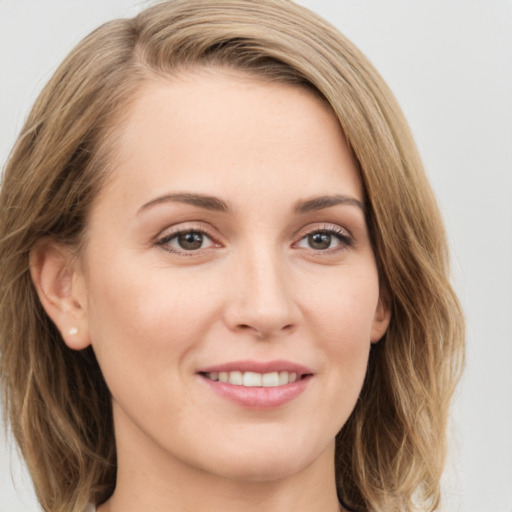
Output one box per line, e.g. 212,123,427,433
137,192,365,215
138,192,231,214
293,195,365,214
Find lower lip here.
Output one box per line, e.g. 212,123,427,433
200,375,312,409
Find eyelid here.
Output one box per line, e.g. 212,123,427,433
301,223,351,237
155,223,222,254
293,223,354,251
154,221,354,256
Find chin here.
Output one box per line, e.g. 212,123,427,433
212,456,307,483
197,434,333,483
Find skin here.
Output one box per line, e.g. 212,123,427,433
32,69,390,512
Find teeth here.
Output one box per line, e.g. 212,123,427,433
206,370,300,387
243,371,261,387
230,371,243,385
262,372,279,387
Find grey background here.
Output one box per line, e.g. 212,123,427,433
1,1,511,511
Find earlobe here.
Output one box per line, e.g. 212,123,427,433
370,292,391,344
29,240,90,350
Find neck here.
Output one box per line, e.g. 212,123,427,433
98,409,342,512
101,466,342,512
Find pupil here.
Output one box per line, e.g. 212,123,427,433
308,232,331,250
178,232,203,250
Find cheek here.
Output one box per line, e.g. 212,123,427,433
310,266,380,344
84,256,218,378
307,266,379,389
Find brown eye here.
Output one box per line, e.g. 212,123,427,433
177,232,204,250
307,232,332,250
295,227,352,252
159,230,215,253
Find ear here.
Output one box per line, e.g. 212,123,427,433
29,239,90,350
370,289,391,343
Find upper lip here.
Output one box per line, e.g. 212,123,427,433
197,359,314,376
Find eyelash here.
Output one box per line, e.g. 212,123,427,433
156,227,218,255
156,224,353,255
295,224,353,253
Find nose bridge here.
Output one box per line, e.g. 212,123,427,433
225,238,299,337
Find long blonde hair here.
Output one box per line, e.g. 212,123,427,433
0,1,464,511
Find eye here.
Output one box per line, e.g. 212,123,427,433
295,227,352,251
158,229,216,253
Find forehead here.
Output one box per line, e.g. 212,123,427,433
93,68,363,215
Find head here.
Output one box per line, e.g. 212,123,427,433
0,1,464,511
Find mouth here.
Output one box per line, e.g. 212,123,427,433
201,370,309,388
197,361,314,408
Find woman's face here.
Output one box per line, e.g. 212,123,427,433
75,69,389,482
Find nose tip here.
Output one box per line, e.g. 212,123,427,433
223,257,300,340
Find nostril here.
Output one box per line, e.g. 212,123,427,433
229,309,299,338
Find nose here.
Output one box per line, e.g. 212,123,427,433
223,248,301,339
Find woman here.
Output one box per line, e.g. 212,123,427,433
0,1,464,511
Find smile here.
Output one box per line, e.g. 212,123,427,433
204,370,299,387
198,361,314,409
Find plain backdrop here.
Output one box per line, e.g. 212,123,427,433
1,1,511,511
